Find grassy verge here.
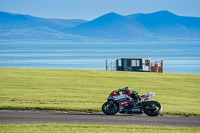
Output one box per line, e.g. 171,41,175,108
0,124,199,133
0,68,200,116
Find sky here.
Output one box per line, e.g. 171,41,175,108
0,0,200,20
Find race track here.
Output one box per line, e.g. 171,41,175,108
0,110,199,127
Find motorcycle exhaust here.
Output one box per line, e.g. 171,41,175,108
130,108,142,113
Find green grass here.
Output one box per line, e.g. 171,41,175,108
0,124,199,133
0,68,200,115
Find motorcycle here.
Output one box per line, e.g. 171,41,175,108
102,91,163,116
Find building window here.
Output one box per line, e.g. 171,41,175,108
131,60,140,67
145,60,150,66
127,60,131,67
132,60,136,66
123,60,127,67
118,60,122,67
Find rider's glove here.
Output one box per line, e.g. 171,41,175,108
137,99,142,104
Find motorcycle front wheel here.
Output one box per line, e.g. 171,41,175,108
102,101,119,115
144,101,163,116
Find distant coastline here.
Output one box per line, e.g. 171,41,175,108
1,10,200,42
0,43,199,74
1,40,200,45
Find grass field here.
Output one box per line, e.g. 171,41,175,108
0,124,199,133
0,68,200,116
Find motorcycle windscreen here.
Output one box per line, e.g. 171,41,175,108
142,92,156,100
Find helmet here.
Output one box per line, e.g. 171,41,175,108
122,87,131,92
123,87,130,90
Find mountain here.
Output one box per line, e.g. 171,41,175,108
0,11,88,41
0,11,87,29
135,10,200,38
66,12,149,40
0,10,200,42
67,10,200,41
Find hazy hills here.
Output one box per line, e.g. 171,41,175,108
0,11,87,41
0,10,200,42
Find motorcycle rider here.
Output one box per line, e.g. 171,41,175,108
115,87,142,105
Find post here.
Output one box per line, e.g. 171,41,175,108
106,59,108,71
111,61,113,71
149,60,151,72
161,60,163,73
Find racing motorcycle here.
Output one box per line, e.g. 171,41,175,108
102,91,163,116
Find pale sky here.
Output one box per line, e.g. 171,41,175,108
0,0,199,20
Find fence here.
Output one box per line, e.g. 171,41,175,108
106,59,116,71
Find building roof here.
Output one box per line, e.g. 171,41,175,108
120,58,151,60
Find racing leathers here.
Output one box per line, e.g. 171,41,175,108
115,87,142,104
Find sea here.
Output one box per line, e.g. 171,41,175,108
0,42,200,74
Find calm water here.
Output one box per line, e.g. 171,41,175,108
0,42,200,74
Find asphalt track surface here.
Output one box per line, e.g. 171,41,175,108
0,110,199,127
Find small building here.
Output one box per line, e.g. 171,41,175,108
106,58,163,73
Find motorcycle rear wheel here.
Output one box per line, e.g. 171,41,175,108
102,101,119,115
144,101,163,116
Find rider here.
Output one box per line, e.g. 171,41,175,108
115,87,142,104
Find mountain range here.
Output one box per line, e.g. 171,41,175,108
0,10,200,42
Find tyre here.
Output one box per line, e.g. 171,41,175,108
144,101,163,116
102,101,119,115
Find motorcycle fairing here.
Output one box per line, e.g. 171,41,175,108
113,94,127,100
119,100,133,107
141,92,156,100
